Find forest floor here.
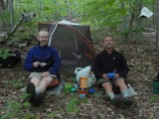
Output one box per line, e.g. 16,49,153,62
0,32,159,119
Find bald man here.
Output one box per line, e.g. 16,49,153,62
93,36,133,107
24,29,61,106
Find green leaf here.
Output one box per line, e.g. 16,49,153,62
107,0,116,6
66,97,79,113
116,8,127,15
23,102,31,107
43,6,51,11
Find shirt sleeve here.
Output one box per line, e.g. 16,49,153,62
92,55,103,79
48,48,61,75
118,54,129,77
23,49,34,72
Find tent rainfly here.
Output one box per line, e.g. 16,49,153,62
38,20,96,71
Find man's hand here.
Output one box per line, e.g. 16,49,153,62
102,73,109,80
33,61,40,68
115,73,120,78
41,71,50,78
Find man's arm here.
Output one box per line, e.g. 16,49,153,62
118,54,129,77
48,48,61,75
23,49,34,72
92,55,103,79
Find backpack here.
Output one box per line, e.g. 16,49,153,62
0,49,21,68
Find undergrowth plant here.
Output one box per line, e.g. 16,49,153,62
65,95,89,114
66,97,79,114
0,92,31,119
0,48,11,60
1,100,21,119
149,94,159,103
1,78,24,89
12,79,24,89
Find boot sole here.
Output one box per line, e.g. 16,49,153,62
123,97,133,106
111,96,122,107
32,94,44,107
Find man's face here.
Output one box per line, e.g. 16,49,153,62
38,31,49,46
103,37,114,49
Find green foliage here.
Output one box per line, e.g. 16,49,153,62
93,91,103,98
12,79,24,89
149,94,159,103
11,32,33,42
1,80,9,86
23,115,37,119
0,10,11,30
46,109,63,118
21,92,31,107
0,48,11,60
75,0,155,40
0,0,156,41
79,0,128,28
66,97,79,114
1,78,24,89
1,100,20,119
65,95,89,114
1,92,31,119
64,82,73,93
79,97,89,103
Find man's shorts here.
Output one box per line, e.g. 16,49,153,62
97,77,125,88
28,72,56,81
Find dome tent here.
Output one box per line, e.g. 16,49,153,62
38,20,96,72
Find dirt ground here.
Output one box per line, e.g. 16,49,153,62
0,33,159,119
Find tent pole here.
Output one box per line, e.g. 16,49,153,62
48,24,58,46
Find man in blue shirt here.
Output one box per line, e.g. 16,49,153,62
24,29,61,106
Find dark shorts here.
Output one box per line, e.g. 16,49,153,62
97,77,125,88
97,77,127,94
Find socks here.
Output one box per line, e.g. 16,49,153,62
35,87,45,95
127,84,137,96
121,89,129,97
107,92,115,99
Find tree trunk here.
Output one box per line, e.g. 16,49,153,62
0,0,6,28
127,0,143,41
128,8,135,41
8,0,14,31
121,2,129,41
0,0,14,31
156,0,159,50
136,0,143,41
0,0,5,8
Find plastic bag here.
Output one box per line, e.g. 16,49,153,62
74,66,96,88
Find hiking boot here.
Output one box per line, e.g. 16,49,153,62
123,96,133,106
26,82,36,103
111,95,122,107
31,93,44,107
103,94,111,101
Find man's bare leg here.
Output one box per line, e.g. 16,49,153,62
116,78,129,97
35,76,53,94
116,78,133,106
102,82,114,99
102,81,122,107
